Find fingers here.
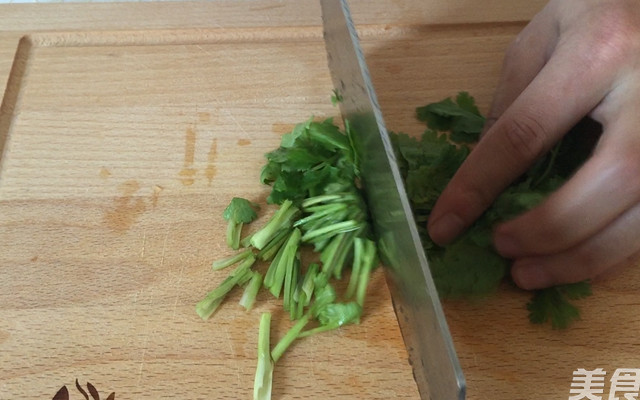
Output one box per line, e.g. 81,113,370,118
428,38,615,245
494,137,640,258
511,200,640,290
482,5,558,134
494,76,640,258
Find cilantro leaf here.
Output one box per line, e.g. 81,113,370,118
415,91,485,143
527,282,592,329
428,235,508,298
224,197,259,224
259,118,357,205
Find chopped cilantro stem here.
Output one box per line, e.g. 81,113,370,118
356,240,377,308
294,291,306,321
283,254,300,314
253,313,273,400
300,263,319,306
196,254,256,320
301,193,354,207
301,220,362,242
256,228,290,261
250,200,299,250
293,203,349,227
264,228,301,298
240,272,263,311
271,314,311,364
212,248,254,271
345,238,365,299
320,230,358,279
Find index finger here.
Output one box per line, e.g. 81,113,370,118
427,40,617,245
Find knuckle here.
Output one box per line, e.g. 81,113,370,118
501,114,549,161
584,6,640,68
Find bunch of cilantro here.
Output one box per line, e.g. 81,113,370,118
392,91,597,329
196,116,378,400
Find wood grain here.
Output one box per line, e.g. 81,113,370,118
4,1,637,400
0,21,421,400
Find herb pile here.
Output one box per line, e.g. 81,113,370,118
391,91,595,329
197,92,598,399
197,116,377,400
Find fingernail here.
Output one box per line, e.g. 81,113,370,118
512,264,550,290
493,232,520,257
428,213,464,244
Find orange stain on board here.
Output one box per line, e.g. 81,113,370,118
272,123,294,135
237,138,251,146
0,329,9,345
104,180,147,233
198,112,211,123
99,167,111,179
205,138,218,185
179,125,197,186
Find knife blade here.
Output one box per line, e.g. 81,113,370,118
320,1,466,399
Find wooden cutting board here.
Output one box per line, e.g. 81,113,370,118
2,1,639,399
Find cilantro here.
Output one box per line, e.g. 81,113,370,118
395,92,597,329
223,197,259,250
527,281,593,329
198,111,375,398
260,118,356,205
415,91,485,143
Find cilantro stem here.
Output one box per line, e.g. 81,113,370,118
254,313,273,400
250,200,299,250
356,239,377,308
256,228,290,261
212,248,254,271
271,313,311,364
301,220,362,242
283,254,300,314
345,238,364,299
196,254,256,320
293,203,349,228
240,272,263,311
300,263,319,306
320,230,357,279
264,228,301,298
301,192,360,208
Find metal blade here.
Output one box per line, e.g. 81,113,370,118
320,1,466,399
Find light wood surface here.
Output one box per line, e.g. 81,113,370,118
2,1,638,400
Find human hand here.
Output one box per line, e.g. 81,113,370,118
427,0,640,290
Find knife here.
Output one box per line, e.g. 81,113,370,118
320,1,466,399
